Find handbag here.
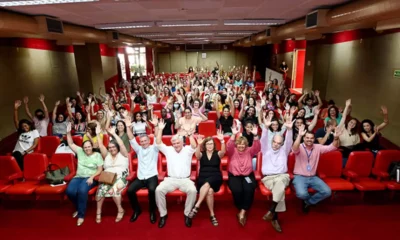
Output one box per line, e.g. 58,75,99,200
98,171,117,185
45,164,70,185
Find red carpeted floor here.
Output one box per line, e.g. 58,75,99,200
0,192,399,240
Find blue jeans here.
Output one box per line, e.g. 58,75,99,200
293,175,331,205
65,177,97,218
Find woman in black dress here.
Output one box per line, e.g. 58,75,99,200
188,130,226,226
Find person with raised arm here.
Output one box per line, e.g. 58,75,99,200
187,130,226,226
260,114,293,233
23,94,49,136
125,115,160,224
65,122,103,226
95,126,129,224
227,124,260,227
361,106,389,155
292,124,342,213
155,119,197,228
12,100,39,170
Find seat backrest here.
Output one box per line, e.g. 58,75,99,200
153,110,161,119
152,103,163,111
122,104,130,111
51,153,76,174
40,136,61,158
256,152,262,172
136,134,154,145
72,135,83,147
212,135,230,151
345,151,374,177
198,120,217,137
317,151,342,177
0,156,22,180
24,153,49,181
103,134,110,147
162,135,173,146
374,150,400,172
208,111,218,122
287,152,296,175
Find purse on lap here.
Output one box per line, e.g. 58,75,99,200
98,171,117,185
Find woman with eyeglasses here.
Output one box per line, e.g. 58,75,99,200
175,107,207,136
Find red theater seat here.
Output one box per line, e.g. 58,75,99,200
212,135,230,168
198,120,217,137
372,150,400,195
39,136,61,158
317,151,354,191
5,154,49,196
207,111,218,122
72,135,83,147
35,153,77,197
0,156,23,193
152,103,163,111
153,110,161,118
343,152,386,195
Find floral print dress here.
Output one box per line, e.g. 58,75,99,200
97,152,129,198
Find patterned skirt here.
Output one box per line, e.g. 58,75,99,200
96,170,128,198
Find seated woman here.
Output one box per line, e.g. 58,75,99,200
83,122,103,152
65,122,103,226
324,105,342,124
114,120,131,152
216,105,234,136
95,126,129,223
361,106,389,154
12,100,39,170
132,112,150,136
188,130,226,226
52,101,69,138
227,124,260,226
66,98,86,136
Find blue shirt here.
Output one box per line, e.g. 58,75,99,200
129,138,159,180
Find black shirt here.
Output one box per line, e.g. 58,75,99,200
242,131,254,147
315,128,334,145
280,64,288,71
162,118,173,135
219,116,233,134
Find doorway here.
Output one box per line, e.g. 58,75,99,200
291,49,306,92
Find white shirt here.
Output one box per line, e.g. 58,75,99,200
13,130,40,153
104,152,129,178
33,117,49,136
156,144,195,178
130,138,159,180
132,121,146,135
304,105,318,119
146,94,157,104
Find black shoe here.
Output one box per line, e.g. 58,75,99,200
302,201,310,213
184,215,192,228
129,210,142,222
158,215,167,228
150,211,157,224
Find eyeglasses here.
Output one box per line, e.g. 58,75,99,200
185,112,191,114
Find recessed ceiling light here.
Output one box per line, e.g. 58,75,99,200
0,0,98,7
224,19,285,26
177,32,214,36
158,20,218,27
95,22,154,30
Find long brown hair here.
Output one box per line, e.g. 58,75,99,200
202,137,216,152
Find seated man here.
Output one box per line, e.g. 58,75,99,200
260,114,293,233
124,116,159,224
292,125,342,213
155,118,197,228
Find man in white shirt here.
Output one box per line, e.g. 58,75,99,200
260,115,293,233
155,118,197,228
125,117,159,224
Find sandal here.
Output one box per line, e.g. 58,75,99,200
72,211,78,218
96,212,102,224
188,206,199,219
115,210,125,223
77,218,84,227
210,215,218,226
237,213,246,227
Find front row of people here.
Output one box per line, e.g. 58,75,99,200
63,111,341,232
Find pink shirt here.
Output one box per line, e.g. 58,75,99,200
227,138,260,176
292,143,337,176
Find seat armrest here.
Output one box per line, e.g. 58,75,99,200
372,168,389,180
254,170,261,181
342,169,359,181
7,172,23,182
126,171,137,181
289,173,294,180
318,173,327,179
64,172,76,182
190,171,196,181
158,172,166,181
94,175,100,181
36,174,46,181
222,171,228,181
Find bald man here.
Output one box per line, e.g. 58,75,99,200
260,116,293,233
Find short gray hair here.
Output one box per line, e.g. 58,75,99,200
139,134,150,140
171,134,183,143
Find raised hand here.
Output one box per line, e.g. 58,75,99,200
149,115,159,126
14,100,22,109
158,118,166,130
124,115,132,127
315,90,320,97
381,105,388,115
88,96,92,103
285,103,290,111
23,96,29,104
298,124,307,136
39,94,45,102
95,124,101,135
276,94,280,101
314,107,320,116
251,125,258,135
284,113,293,130
67,122,72,133
345,99,351,107
334,126,344,138
196,135,204,145
216,129,224,141
231,125,240,135
107,126,116,135
55,100,60,106
76,91,81,96
107,110,114,119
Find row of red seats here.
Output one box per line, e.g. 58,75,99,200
1,150,399,201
